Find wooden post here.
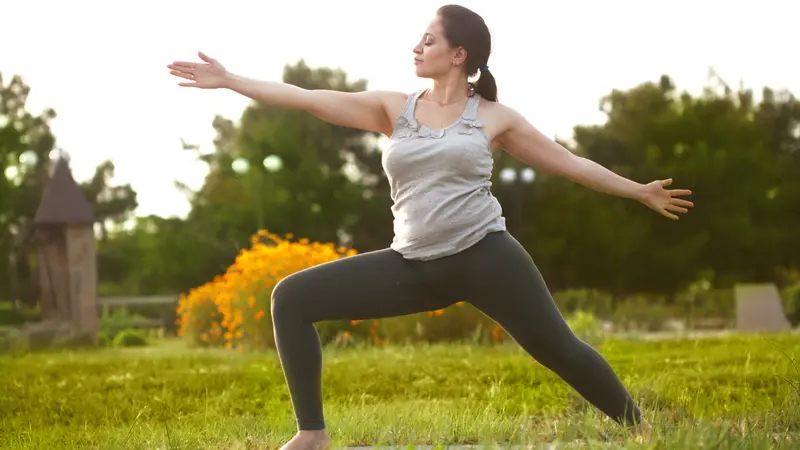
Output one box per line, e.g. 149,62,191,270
32,155,98,343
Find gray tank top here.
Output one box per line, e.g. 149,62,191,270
381,89,506,260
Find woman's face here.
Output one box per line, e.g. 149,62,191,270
412,16,463,79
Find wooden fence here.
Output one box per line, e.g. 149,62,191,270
98,295,179,329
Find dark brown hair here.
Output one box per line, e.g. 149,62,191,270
437,4,497,102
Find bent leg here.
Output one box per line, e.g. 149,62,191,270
270,248,449,430
465,232,642,426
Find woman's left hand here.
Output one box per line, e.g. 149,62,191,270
639,178,694,220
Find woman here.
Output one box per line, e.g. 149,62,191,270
168,5,691,448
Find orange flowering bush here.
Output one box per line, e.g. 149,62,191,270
177,230,511,350
177,231,357,350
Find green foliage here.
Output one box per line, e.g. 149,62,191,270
566,310,606,345
0,73,138,306
183,60,393,257
0,335,797,448
0,301,39,326
110,329,148,347
552,289,615,318
97,306,150,347
80,160,138,240
5,63,800,312
503,73,800,296
782,281,800,326
97,215,229,297
83,65,800,306
326,302,507,347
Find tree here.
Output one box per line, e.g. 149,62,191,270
97,215,232,296
0,73,60,304
0,73,138,304
184,60,393,256
80,160,138,240
520,73,800,296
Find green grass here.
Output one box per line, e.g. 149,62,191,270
1,334,798,449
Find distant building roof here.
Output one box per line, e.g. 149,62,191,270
34,157,95,225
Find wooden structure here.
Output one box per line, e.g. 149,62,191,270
32,156,99,343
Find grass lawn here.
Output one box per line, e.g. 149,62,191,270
1,333,798,449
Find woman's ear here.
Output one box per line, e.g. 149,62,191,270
452,47,468,67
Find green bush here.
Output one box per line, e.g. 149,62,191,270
324,302,507,348
98,306,151,347
566,310,606,345
111,329,148,347
781,281,800,326
0,302,40,327
552,289,615,319
612,295,679,331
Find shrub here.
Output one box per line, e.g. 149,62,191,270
98,306,151,346
176,230,518,350
612,294,679,331
552,289,615,319
566,310,606,346
112,329,148,347
177,231,357,351
781,281,800,327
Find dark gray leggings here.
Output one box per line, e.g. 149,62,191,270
271,230,642,430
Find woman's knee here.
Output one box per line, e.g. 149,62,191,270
270,272,306,322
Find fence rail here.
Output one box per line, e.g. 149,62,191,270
98,294,180,329
98,295,179,307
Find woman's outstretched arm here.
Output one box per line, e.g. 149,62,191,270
167,51,404,136
495,105,694,220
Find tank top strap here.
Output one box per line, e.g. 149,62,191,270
400,89,426,121
462,93,481,121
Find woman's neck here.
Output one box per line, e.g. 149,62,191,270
426,76,471,105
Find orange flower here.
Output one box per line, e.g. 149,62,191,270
491,324,505,342
176,229,359,350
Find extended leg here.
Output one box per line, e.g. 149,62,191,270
270,248,449,431
463,232,644,427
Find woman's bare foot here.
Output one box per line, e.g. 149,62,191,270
629,418,653,443
278,429,331,450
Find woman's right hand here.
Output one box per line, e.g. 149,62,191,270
167,51,229,89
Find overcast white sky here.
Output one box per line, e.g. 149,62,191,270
2,0,797,218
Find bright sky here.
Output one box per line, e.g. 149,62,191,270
2,0,797,218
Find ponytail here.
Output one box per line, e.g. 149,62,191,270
473,67,497,102
435,5,496,101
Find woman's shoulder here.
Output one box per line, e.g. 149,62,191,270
377,90,421,122
474,96,522,129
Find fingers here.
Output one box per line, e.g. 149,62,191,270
168,62,198,71
671,198,694,208
668,188,692,197
169,70,194,81
661,178,673,187
665,204,688,214
198,51,216,63
662,209,679,220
